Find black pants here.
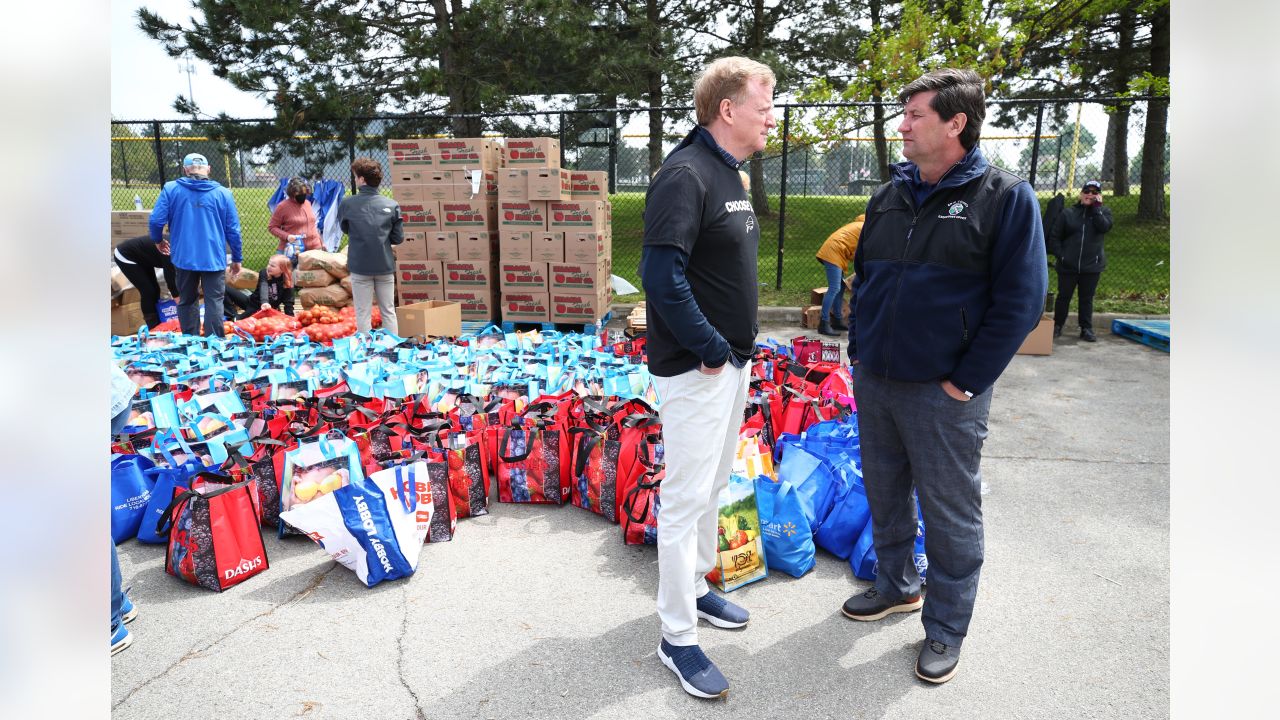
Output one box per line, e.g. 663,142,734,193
114,260,164,327
224,286,257,319
1054,271,1101,331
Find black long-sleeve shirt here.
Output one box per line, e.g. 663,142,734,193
254,271,295,315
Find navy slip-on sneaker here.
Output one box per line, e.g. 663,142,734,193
916,638,961,684
657,640,729,699
696,591,749,629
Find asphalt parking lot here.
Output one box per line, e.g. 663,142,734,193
111,315,1169,719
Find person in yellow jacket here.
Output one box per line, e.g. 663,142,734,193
814,214,865,336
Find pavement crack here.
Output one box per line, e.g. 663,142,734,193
112,561,339,712
396,585,427,720
985,453,1169,465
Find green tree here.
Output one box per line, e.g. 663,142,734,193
138,1,617,156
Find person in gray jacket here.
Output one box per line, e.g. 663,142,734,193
336,157,402,336
1048,179,1114,342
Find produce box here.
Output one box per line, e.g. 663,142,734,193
397,299,462,339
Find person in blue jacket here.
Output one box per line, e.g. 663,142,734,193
839,69,1048,685
148,153,243,337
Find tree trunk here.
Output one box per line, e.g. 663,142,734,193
436,0,481,137
1112,105,1130,195
645,0,664,177
872,95,890,182
1111,6,1136,196
869,0,891,182
750,154,770,216
1101,111,1117,179
1137,4,1168,220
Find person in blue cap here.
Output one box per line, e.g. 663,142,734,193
148,152,243,336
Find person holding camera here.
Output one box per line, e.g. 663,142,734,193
1048,179,1114,342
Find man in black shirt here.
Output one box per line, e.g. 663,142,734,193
639,55,776,700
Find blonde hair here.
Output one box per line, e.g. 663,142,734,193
268,254,294,288
694,56,776,127
739,170,751,191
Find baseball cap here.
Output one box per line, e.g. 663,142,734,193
183,153,210,168
1082,179,1102,192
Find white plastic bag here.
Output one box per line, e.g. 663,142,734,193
279,462,432,587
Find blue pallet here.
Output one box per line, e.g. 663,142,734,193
501,310,613,336
1111,318,1169,353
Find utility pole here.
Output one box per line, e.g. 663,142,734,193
179,51,197,124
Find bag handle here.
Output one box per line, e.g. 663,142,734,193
498,426,533,462
569,426,605,478
394,464,417,514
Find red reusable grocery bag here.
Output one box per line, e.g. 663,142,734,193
491,418,566,504
156,473,269,592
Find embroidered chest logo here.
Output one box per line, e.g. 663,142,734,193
940,201,969,220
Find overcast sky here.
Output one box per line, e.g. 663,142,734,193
112,0,272,120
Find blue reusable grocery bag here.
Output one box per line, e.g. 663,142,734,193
849,493,928,581
111,454,155,543
136,431,210,544
754,476,816,578
812,460,872,560
773,438,833,532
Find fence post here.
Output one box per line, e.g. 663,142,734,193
558,112,566,169
1028,101,1044,190
152,120,166,185
608,109,618,195
775,105,791,292
347,118,357,194
802,145,809,196
119,138,130,189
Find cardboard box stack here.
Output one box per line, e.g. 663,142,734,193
495,140,613,325
388,137,501,321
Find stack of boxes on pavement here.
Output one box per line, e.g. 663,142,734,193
386,135,613,326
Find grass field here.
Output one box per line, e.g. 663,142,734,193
113,186,1169,313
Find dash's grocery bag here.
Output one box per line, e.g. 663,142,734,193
111,454,154,543
706,473,768,592
156,473,269,592
492,418,566,504
278,463,431,587
753,476,816,578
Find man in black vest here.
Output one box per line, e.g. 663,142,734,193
841,68,1048,684
639,55,776,700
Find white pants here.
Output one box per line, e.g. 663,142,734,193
350,273,398,336
653,361,751,646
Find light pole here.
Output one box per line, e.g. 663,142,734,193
179,51,197,124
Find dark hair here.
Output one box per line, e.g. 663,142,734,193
350,157,383,187
898,68,986,151
286,177,311,198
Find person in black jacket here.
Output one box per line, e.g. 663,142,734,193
1048,179,1114,342
113,235,178,328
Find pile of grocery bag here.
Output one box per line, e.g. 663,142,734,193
110,327,922,593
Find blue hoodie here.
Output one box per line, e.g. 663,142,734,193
848,145,1047,395
149,176,243,271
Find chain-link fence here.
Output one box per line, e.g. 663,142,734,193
112,97,1168,312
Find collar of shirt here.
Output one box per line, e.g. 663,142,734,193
358,185,380,195
692,126,743,170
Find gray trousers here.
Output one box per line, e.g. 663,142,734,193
349,273,398,336
175,268,226,337
853,367,992,647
